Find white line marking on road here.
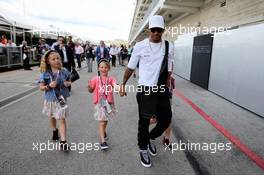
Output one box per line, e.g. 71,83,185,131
0,91,39,110
0,88,35,102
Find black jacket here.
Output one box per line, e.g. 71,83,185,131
54,45,75,69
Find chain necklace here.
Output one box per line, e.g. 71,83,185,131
149,39,162,54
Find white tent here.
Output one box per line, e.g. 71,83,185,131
0,15,32,43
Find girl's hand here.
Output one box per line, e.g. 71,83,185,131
44,85,49,90
113,84,120,94
88,80,94,93
88,86,94,93
49,81,57,88
64,81,71,87
39,83,49,91
88,84,93,92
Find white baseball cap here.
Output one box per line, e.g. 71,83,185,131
148,15,165,29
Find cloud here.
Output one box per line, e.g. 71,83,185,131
0,0,136,41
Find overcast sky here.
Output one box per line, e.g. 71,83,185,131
0,0,136,41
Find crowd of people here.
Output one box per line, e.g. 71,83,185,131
0,35,16,47
0,34,33,70
0,33,132,73
48,36,132,71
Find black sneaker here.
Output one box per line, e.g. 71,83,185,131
100,142,109,150
140,150,151,168
148,139,157,156
52,128,59,141
60,141,69,151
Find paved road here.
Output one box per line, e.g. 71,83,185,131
0,62,263,175
0,64,196,175
0,67,39,102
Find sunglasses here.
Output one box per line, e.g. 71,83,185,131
150,28,163,33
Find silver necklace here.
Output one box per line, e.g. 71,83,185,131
149,40,162,54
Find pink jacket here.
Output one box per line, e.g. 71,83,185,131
88,76,116,104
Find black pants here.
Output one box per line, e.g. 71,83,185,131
111,55,116,67
23,57,30,70
136,86,172,150
76,54,82,68
118,54,121,65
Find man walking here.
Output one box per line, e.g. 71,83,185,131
75,42,84,69
55,36,75,72
95,40,109,63
120,15,174,168
109,44,118,67
54,36,76,91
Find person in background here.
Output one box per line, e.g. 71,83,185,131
117,46,121,65
150,63,175,149
121,46,128,66
1,35,7,46
37,39,50,57
85,42,94,72
55,36,75,72
119,45,124,66
51,36,59,50
6,39,16,47
127,45,133,63
75,42,84,69
83,41,89,51
54,36,76,91
122,46,128,66
95,40,109,63
67,36,75,53
22,41,32,70
109,44,118,67
162,63,175,149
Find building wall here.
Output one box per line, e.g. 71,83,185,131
164,0,264,41
165,0,264,117
209,23,264,117
173,33,196,80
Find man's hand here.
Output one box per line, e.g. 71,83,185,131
120,68,134,97
119,84,127,97
166,72,172,87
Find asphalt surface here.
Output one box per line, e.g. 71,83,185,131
0,62,263,175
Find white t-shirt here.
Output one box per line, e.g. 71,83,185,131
62,46,68,63
75,45,84,54
100,47,104,58
127,38,174,86
109,47,119,55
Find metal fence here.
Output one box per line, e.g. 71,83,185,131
0,46,36,68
